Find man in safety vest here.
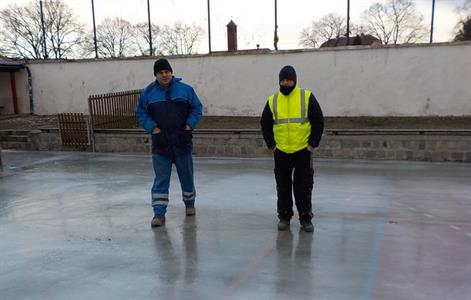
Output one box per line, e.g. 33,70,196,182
260,65,324,232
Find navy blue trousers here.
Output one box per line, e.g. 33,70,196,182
151,152,195,215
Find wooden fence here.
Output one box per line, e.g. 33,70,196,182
57,113,90,148
88,89,141,130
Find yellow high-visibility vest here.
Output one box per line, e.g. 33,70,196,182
268,86,311,153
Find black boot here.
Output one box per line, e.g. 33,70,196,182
277,218,290,231
151,214,165,227
185,204,195,216
300,220,314,232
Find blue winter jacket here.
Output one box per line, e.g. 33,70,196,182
136,76,203,155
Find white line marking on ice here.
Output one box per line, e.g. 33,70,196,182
424,214,434,218
449,225,461,231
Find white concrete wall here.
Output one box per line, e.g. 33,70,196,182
16,42,471,116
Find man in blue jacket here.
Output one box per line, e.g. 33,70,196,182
136,58,203,227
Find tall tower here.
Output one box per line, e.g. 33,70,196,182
227,20,237,52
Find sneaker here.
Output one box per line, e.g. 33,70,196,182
300,220,314,232
277,219,290,231
151,214,165,227
185,205,196,216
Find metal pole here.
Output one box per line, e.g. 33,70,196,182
39,0,48,58
430,0,436,43
87,97,96,152
207,0,211,53
25,66,34,114
274,0,278,50
346,0,350,45
147,0,153,55
91,0,98,58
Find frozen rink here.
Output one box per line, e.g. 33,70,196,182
0,150,470,300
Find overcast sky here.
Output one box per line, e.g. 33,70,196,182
0,0,467,53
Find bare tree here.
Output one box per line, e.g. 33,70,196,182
0,1,84,59
93,18,135,58
0,3,44,58
465,0,471,11
44,1,85,59
299,13,347,47
299,13,365,48
361,0,427,45
133,22,163,56
158,22,203,55
453,0,471,41
454,17,471,41
83,20,202,58
456,0,471,16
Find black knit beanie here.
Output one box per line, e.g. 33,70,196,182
278,65,297,84
153,58,173,75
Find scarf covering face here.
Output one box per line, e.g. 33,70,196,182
279,85,295,95
278,65,297,95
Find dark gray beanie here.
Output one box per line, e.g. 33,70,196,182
278,65,297,83
153,58,173,75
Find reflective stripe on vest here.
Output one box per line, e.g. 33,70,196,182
273,89,308,124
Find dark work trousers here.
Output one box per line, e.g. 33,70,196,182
274,148,314,222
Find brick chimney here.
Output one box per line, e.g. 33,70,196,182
227,20,237,52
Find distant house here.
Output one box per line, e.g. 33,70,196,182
320,34,382,48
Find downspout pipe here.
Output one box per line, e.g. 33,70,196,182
24,66,34,115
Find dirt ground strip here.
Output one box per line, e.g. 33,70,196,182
0,114,470,130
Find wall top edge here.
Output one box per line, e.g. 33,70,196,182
19,41,471,65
